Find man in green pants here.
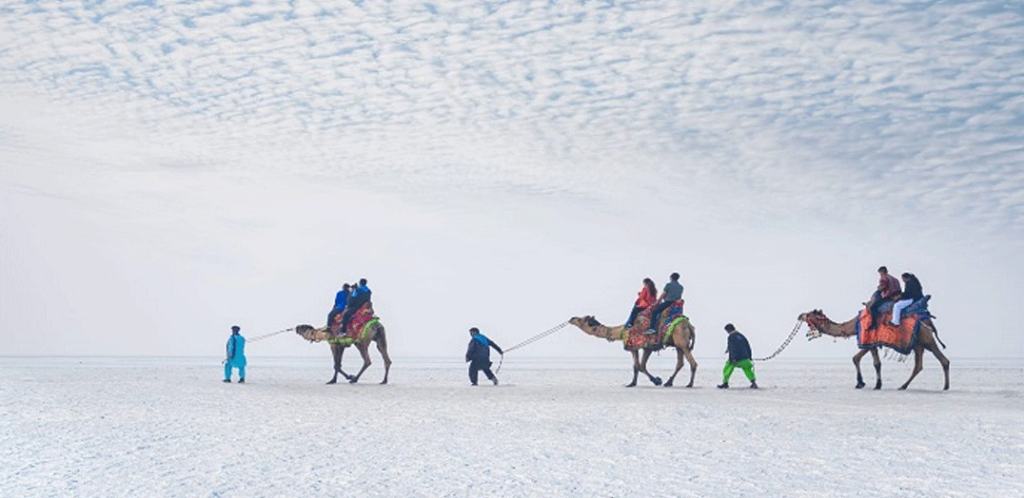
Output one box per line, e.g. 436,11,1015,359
718,323,758,389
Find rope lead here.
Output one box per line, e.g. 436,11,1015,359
495,321,570,373
247,327,295,344
753,321,803,361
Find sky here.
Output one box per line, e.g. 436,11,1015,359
1,0,1022,360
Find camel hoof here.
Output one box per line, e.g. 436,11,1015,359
898,386,907,391
625,383,637,388
685,383,693,388
349,377,359,384
874,385,882,390
663,381,674,388
855,382,865,389
379,380,388,385
652,377,663,386
944,385,949,391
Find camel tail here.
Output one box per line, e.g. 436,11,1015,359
688,322,696,351
924,318,946,349
932,324,947,350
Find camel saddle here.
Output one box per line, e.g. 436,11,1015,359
856,296,932,354
623,300,686,351
328,302,379,345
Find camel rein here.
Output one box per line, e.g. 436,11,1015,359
753,321,803,361
494,321,570,374
247,327,295,343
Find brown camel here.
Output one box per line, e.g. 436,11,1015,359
569,315,697,388
295,321,392,385
798,309,949,391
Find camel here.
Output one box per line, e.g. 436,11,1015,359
295,320,392,385
798,309,949,391
569,315,697,388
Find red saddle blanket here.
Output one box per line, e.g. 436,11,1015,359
329,302,376,340
623,301,685,350
856,308,920,354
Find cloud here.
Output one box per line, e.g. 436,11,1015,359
0,0,1020,237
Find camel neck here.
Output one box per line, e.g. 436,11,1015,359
581,322,625,342
820,316,859,338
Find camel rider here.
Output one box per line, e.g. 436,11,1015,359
891,273,924,325
867,266,901,331
327,283,351,331
718,323,757,389
645,272,683,335
465,327,503,386
223,326,247,384
340,278,372,334
626,278,657,328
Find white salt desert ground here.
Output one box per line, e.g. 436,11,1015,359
2,356,1021,497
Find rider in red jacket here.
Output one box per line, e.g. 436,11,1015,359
625,278,658,328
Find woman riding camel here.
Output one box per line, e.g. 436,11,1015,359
625,278,658,328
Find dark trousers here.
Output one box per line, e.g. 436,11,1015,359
327,308,343,330
649,301,673,331
626,305,645,327
341,296,370,333
469,360,495,385
867,291,887,329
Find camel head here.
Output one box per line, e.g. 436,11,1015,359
569,315,621,342
569,315,602,332
295,324,329,343
798,309,827,340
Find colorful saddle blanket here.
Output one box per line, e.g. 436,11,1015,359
855,296,931,354
327,302,379,345
623,300,686,351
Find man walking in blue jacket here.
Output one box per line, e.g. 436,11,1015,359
465,327,503,386
223,326,247,383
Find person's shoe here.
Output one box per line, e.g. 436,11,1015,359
717,383,729,389
491,377,499,386
750,381,758,389
222,379,231,383
238,378,245,384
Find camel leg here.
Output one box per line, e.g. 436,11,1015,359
683,348,698,388
898,345,925,390
852,349,869,389
349,344,373,383
626,350,640,387
336,346,353,381
326,343,341,384
639,349,662,386
928,343,950,391
375,331,392,385
870,348,883,390
664,348,685,387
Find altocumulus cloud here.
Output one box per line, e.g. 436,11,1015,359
0,0,1021,236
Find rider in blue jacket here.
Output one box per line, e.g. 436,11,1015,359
341,278,373,333
328,283,351,331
